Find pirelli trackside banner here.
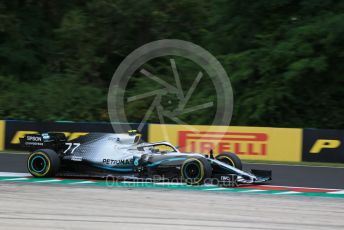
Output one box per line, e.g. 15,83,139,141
0,120,5,151
5,120,147,150
149,124,302,162
302,129,344,163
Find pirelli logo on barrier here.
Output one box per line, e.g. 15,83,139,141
178,131,268,156
149,124,302,162
302,129,344,163
0,120,5,151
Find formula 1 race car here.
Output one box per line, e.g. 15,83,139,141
21,131,271,186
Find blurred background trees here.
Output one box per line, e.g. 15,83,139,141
0,0,343,128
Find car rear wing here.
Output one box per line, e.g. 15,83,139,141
20,133,67,151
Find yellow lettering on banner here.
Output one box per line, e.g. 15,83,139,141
67,132,88,140
0,121,5,151
62,132,71,139
149,124,302,162
11,131,38,144
310,139,341,153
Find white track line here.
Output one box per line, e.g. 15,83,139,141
119,181,152,184
201,184,217,187
34,179,62,183
204,187,231,191
2,177,29,181
259,185,340,191
240,189,265,193
72,181,96,184
154,182,185,186
327,190,344,194
0,172,342,193
274,191,302,195
0,172,31,177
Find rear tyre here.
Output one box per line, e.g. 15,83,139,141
181,157,212,185
27,149,60,177
216,152,242,170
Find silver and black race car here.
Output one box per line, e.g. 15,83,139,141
21,131,271,186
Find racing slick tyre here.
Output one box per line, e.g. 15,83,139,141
181,157,212,185
27,149,60,177
216,152,242,170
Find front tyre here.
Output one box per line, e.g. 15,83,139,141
27,149,60,177
181,157,212,185
216,152,242,170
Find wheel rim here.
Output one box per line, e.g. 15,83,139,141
30,155,47,173
28,153,51,177
184,162,201,179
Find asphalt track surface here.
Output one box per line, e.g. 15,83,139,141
1,152,344,230
1,153,344,189
0,183,343,230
